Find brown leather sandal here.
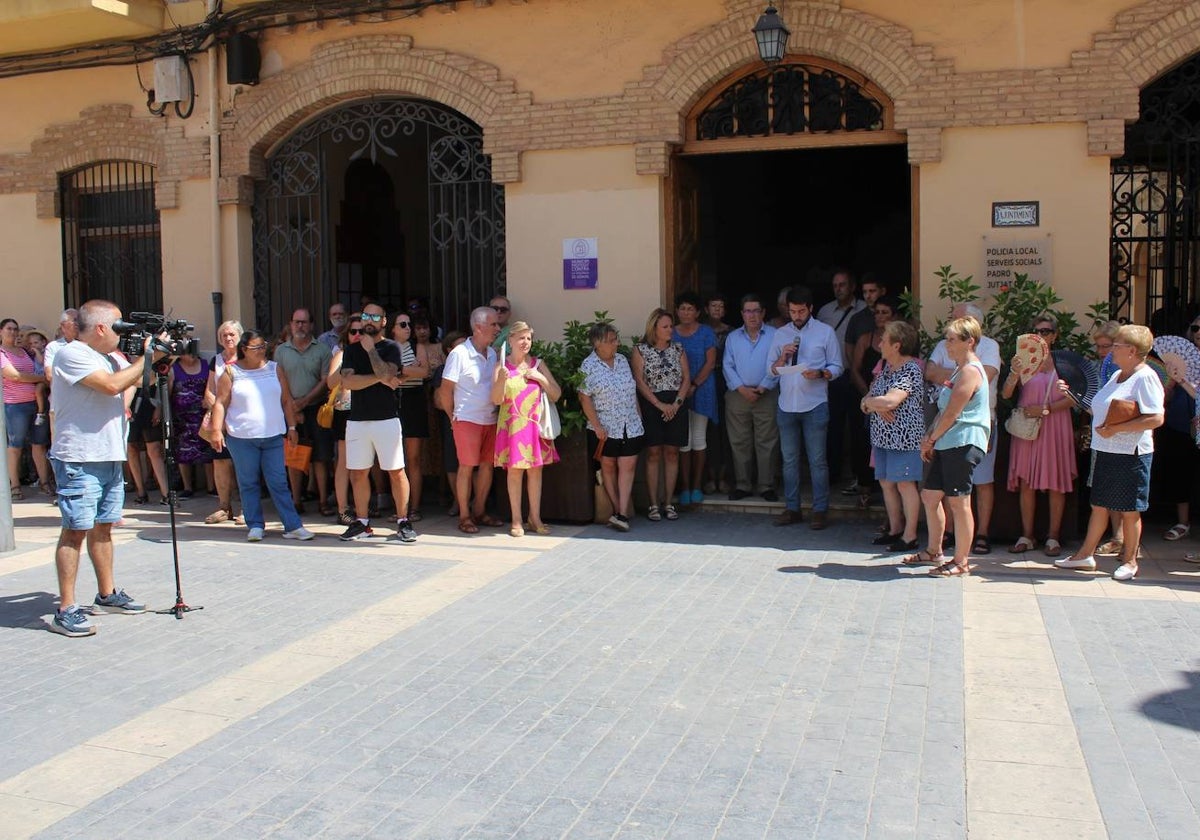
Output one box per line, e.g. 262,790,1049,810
902,548,942,567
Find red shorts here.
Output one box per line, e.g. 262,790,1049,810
452,420,497,468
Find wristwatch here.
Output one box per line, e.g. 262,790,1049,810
287,425,297,431
1041,408,1049,417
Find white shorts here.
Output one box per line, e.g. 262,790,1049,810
346,418,405,471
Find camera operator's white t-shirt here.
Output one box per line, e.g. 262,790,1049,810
50,342,130,463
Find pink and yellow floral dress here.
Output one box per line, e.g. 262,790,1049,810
494,357,560,469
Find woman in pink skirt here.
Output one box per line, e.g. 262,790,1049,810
1002,314,1078,556
491,321,561,537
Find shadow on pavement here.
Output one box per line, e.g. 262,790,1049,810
1140,671,1200,732
0,591,59,630
777,561,908,582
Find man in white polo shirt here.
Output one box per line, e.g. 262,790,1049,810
439,305,500,533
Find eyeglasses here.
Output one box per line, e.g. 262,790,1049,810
492,306,510,314
1034,327,1056,336
361,313,383,322
1190,324,1200,332
348,328,364,336
396,321,412,328
244,343,268,351
741,308,763,315
1111,342,1133,349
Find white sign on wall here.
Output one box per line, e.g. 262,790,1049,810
981,236,1052,291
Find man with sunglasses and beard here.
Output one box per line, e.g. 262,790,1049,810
337,303,418,543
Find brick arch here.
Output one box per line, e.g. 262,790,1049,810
222,35,526,182
0,104,205,218
1111,0,1200,90
647,0,937,120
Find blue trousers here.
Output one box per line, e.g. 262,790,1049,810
224,434,303,532
777,401,830,513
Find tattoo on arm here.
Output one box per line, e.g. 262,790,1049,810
366,346,398,381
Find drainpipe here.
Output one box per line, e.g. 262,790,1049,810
208,0,224,335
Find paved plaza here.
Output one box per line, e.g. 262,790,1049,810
1,495,1200,839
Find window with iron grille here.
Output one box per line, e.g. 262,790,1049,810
60,161,162,311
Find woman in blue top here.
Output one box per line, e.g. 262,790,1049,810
906,316,990,576
671,292,718,505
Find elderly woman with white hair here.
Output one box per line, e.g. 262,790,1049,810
1056,324,1164,580
202,319,244,524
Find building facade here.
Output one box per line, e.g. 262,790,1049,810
1,0,1199,341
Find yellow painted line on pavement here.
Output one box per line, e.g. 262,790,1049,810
0,527,579,839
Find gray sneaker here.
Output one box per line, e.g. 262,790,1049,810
51,605,96,636
282,526,315,541
247,527,265,542
391,520,418,543
92,588,146,615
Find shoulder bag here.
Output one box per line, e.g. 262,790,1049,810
1004,378,1052,441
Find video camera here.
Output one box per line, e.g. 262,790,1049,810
112,312,198,358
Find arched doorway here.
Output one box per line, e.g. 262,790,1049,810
667,59,911,311
1111,53,1200,330
252,98,506,333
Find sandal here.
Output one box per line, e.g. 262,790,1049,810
133,494,149,505
1009,536,1036,553
664,504,679,521
338,510,356,527
525,522,552,535
929,561,972,577
458,519,480,534
972,534,991,555
1043,538,1063,558
408,509,423,523
902,548,943,567
477,514,505,527
1096,539,1123,555
1165,523,1191,541
204,508,232,524
318,504,334,518
9,485,23,501
38,482,55,496
647,505,662,522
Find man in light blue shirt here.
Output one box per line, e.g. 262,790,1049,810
723,293,779,501
767,286,844,529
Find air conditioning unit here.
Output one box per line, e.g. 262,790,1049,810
154,55,189,103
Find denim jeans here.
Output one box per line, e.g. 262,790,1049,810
777,401,830,513
224,434,302,532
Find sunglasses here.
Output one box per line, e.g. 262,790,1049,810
1190,324,1200,332
492,306,510,314
396,321,412,328
1034,328,1056,335
361,313,383,322
244,343,268,351
348,328,364,336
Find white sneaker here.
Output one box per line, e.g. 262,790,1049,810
1054,554,1096,570
1112,563,1138,581
246,527,265,542
283,526,315,541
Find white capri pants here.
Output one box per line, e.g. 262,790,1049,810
679,410,709,453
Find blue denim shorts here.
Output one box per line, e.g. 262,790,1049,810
873,447,923,483
51,459,125,530
5,401,36,448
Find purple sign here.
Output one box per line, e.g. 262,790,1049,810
562,238,598,290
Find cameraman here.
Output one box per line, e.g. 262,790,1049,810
47,300,169,637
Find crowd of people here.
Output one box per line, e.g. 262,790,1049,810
12,276,1200,637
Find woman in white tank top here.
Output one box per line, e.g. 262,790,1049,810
209,329,312,542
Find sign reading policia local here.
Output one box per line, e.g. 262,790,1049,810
981,235,1053,292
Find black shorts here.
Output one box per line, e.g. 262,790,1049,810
128,400,163,444
922,444,984,497
639,390,688,448
398,386,430,439
587,429,645,461
298,404,334,462
333,409,350,442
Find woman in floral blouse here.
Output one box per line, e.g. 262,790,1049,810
860,320,925,552
632,308,691,521
579,322,644,531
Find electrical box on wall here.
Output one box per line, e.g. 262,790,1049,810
154,56,188,103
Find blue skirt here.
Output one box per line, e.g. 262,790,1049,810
1088,450,1151,512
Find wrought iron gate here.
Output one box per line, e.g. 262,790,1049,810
60,161,162,311
252,98,505,333
1111,53,1200,330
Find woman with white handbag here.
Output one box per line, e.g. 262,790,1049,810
1001,314,1077,557
491,321,561,537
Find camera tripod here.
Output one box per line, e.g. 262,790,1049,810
140,356,204,620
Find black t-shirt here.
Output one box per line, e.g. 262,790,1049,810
342,339,403,421
844,306,875,351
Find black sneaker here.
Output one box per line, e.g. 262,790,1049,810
340,520,373,541
761,489,779,502
392,520,418,543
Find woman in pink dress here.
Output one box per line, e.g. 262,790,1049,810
491,321,561,537
1002,314,1078,556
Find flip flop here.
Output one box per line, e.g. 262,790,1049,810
1043,538,1062,557
1009,536,1036,553
458,520,480,534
